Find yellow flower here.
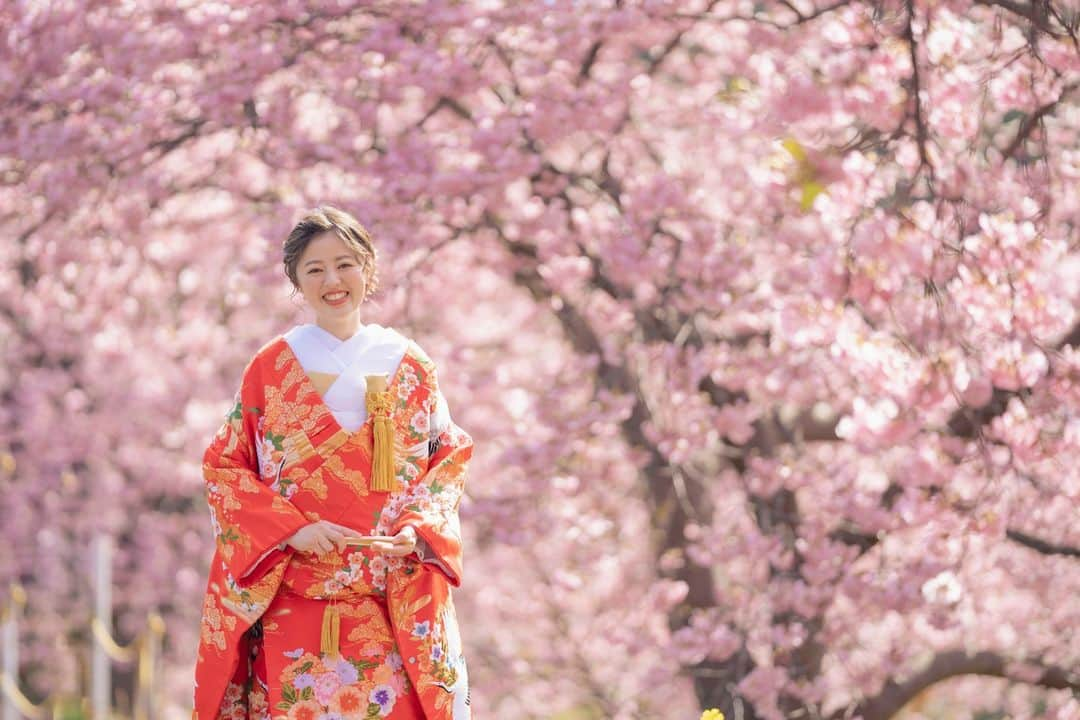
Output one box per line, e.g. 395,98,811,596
701,710,725,720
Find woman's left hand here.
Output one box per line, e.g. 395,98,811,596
371,525,417,557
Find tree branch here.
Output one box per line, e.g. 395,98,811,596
903,0,934,179
946,318,1080,438
1004,81,1080,159
839,650,1080,720
483,213,728,706
1006,528,1080,558
673,0,855,30
973,0,1074,38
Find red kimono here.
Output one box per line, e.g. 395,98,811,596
192,335,472,720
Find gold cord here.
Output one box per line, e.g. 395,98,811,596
320,602,341,660
91,617,139,662
0,673,48,719
366,375,395,492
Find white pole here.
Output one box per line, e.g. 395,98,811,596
1,586,25,720
91,534,112,720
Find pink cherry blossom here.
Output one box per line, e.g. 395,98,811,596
1,2,1078,719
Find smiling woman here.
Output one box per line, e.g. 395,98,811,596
192,206,473,720
283,208,379,340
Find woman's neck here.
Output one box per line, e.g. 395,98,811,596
315,314,362,341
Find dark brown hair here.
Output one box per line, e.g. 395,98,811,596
282,206,379,294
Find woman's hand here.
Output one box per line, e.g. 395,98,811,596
371,525,417,557
285,521,361,556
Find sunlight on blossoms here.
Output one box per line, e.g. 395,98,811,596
3,1,1079,719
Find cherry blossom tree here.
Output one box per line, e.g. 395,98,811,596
1,1,1078,718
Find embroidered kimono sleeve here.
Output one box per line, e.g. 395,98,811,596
391,366,473,587
204,358,309,587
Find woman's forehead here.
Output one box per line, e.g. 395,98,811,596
300,231,361,262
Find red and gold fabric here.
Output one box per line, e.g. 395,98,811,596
193,335,472,720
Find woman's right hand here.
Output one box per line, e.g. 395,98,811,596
285,521,361,556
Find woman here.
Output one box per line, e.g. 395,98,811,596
192,207,473,720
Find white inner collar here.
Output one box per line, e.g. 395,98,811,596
283,323,410,431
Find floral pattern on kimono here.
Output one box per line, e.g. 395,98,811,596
193,335,473,720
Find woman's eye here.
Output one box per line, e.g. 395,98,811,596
338,263,354,270
308,268,322,274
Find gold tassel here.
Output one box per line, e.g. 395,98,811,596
320,603,340,660
366,374,395,492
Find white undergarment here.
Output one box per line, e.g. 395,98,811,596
283,322,410,432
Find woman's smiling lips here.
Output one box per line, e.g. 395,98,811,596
323,290,349,306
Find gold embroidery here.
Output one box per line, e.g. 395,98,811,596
392,592,432,630
283,431,317,465
318,428,351,459
323,454,370,497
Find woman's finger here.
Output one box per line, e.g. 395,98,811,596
330,531,347,552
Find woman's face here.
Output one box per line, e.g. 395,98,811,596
295,231,369,322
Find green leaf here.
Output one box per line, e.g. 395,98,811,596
1002,109,1027,124
52,698,86,720
281,684,297,703
800,180,825,211
298,660,314,673
429,481,444,494
301,686,313,700
352,659,379,672
275,701,292,711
